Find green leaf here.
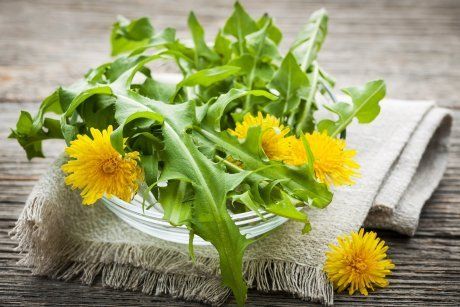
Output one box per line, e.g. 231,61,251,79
265,192,311,233
111,109,163,154
32,87,74,132
159,180,192,226
105,56,146,83
243,18,280,111
159,126,251,306
108,76,253,305
196,127,332,207
173,65,241,101
65,86,113,117
188,12,219,64
9,115,63,159
259,178,288,204
128,27,178,56
223,2,258,37
257,14,282,45
223,2,258,54
300,134,316,177
85,63,111,83
244,126,267,160
204,88,277,131
178,65,241,88
138,77,176,102
77,94,116,130
290,9,328,71
140,154,159,187
267,52,309,118
111,16,154,56
246,21,280,62
318,80,386,137
37,89,63,116
227,54,254,75
112,52,187,90
214,30,233,63
232,191,264,219
10,9,386,306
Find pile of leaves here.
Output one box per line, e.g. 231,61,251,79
10,3,385,305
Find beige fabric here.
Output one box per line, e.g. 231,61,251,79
10,100,452,306
365,107,452,234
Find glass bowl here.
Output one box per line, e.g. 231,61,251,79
102,194,291,246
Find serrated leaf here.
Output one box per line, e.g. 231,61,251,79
13,90,59,137
9,115,64,160
111,16,154,56
318,80,386,137
159,126,251,306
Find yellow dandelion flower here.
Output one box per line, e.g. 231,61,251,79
324,229,395,295
284,131,360,186
61,126,143,205
229,112,290,161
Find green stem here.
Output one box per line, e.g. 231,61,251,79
243,22,269,112
215,155,244,172
300,16,322,72
295,62,319,136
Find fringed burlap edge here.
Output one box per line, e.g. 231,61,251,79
10,192,333,306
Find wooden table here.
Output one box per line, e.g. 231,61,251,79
1,0,459,305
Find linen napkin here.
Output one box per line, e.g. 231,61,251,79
10,99,452,306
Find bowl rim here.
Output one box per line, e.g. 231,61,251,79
102,194,275,222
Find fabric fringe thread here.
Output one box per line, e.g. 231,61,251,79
10,193,333,306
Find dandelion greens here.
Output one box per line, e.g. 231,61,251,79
10,2,385,305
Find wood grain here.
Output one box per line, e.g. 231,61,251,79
1,0,460,305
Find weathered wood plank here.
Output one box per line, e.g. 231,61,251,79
1,0,460,305
0,0,459,105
